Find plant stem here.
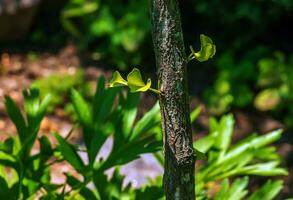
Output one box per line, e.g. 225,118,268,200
150,0,196,199
149,87,161,94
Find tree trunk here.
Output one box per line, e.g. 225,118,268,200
150,0,196,199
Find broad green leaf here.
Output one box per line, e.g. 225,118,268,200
253,147,280,160
66,173,97,200
222,129,282,163
195,148,206,160
190,34,216,62
251,129,282,148
120,92,140,138
0,138,14,155
214,177,248,200
209,117,219,134
215,114,234,152
39,136,53,156
4,96,27,143
136,186,164,200
214,179,229,200
127,68,152,92
23,88,40,117
193,134,216,154
236,161,288,176
227,177,248,200
54,133,85,173
109,71,128,87
92,171,109,200
0,176,10,198
95,87,119,123
94,168,135,200
22,89,51,138
248,180,283,200
71,89,92,126
37,94,52,120
206,153,252,180
0,151,17,168
131,102,160,140
190,106,201,123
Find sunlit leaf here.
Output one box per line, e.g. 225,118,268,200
190,34,216,62
54,133,85,173
127,68,152,92
71,89,92,127
66,173,98,200
109,71,128,87
237,161,288,176
190,106,201,123
194,134,216,154
248,180,283,200
131,102,160,140
214,114,234,152
227,177,249,200
214,179,229,200
4,96,27,143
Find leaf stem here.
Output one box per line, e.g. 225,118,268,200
149,88,161,94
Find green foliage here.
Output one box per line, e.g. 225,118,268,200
205,51,293,128
109,34,216,94
188,34,216,62
254,52,293,127
0,77,163,199
211,178,284,200
32,70,91,118
61,0,150,69
109,68,159,94
193,114,287,199
0,79,288,199
56,76,162,199
2,88,54,199
145,113,287,200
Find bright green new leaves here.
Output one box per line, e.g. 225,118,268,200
109,71,128,87
109,68,159,94
127,68,152,92
188,34,216,62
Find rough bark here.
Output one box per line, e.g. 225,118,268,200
150,0,196,199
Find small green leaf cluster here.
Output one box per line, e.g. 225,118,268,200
188,34,216,62
109,68,160,94
109,34,216,95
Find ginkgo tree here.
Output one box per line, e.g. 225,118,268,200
109,0,216,198
110,34,215,93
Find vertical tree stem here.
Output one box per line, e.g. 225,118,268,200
150,0,196,199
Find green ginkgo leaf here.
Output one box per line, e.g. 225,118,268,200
189,34,216,62
109,71,128,87
127,68,152,92
109,68,159,94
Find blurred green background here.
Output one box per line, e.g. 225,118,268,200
1,0,293,127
